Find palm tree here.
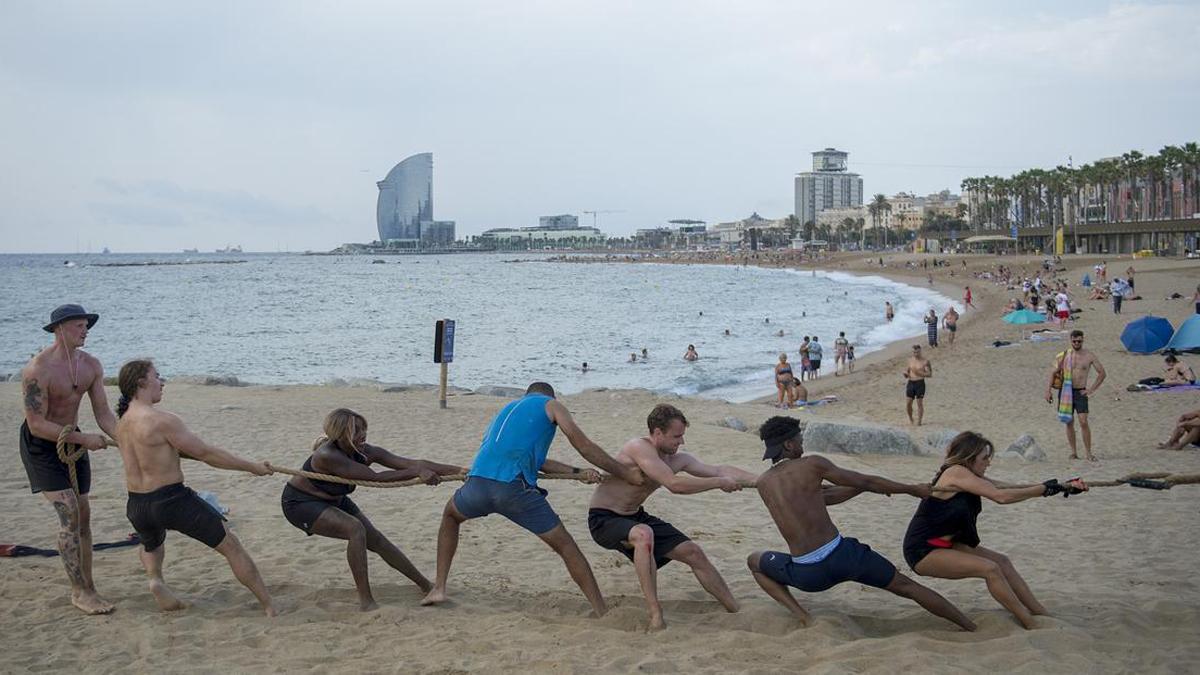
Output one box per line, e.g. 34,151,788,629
869,194,890,248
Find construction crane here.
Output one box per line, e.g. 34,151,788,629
582,209,625,228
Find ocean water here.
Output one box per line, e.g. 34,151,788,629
0,253,957,402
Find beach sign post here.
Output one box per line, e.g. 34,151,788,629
434,319,455,409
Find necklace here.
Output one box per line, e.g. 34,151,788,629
66,349,80,391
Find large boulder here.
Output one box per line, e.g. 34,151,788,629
802,421,923,456
715,416,749,432
473,386,525,398
999,434,1047,462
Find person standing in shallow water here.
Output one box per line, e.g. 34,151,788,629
924,309,939,347
282,408,464,610
19,304,118,615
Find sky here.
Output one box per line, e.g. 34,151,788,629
1,1,1197,253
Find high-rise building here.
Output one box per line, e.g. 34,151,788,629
539,214,579,228
794,148,863,226
376,152,434,245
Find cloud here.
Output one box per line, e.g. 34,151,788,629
93,178,335,228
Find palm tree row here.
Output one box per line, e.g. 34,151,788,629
961,142,1200,238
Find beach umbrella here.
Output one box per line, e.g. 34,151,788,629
1002,309,1045,325
1165,314,1200,352
1120,316,1174,354
1001,308,1045,340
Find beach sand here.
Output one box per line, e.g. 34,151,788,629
2,253,1199,673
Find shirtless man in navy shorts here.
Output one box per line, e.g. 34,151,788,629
746,416,975,631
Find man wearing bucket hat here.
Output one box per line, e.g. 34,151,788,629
744,416,976,631
19,303,118,614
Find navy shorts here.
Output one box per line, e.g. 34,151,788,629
758,537,896,592
453,476,562,535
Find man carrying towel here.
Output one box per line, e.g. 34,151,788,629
19,304,118,615
114,359,277,616
746,416,976,631
587,404,757,630
421,382,644,615
1045,330,1106,461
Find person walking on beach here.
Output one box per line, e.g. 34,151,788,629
775,354,797,409
902,431,1085,629
924,309,939,347
1045,331,1106,461
943,307,959,346
421,382,643,614
1110,278,1129,314
19,304,118,615
746,417,975,631
1125,265,1135,292
588,404,756,630
963,286,975,310
1053,289,1071,328
885,301,894,322
846,344,855,373
799,337,812,382
808,337,823,378
113,359,277,616
904,345,932,426
834,332,849,376
281,409,463,611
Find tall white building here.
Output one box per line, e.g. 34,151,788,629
794,148,863,226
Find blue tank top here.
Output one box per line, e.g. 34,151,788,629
469,394,557,485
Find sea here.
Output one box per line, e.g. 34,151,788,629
0,252,958,402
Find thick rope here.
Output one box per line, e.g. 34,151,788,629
264,463,593,488
55,425,116,495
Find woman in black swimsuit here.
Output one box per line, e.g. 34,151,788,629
774,353,797,408
902,431,1085,629
281,408,464,610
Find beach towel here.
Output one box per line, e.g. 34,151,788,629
1057,350,1074,423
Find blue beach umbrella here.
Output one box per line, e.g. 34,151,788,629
1165,314,1200,351
1120,316,1175,354
1002,309,1045,325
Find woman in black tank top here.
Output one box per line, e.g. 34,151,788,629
281,408,465,611
902,431,1086,629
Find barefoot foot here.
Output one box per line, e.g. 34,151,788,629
420,588,448,606
72,590,115,615
647,612,666,632
360,599,380,612
148,580,188,611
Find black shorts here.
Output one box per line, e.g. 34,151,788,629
946,324,957,332
906,379,926,399
19,421,90,494
810,359,821,371
588,507,690,569
758,537,896,592
1059,388,1089,414
126,483,227,552
281,483,362,535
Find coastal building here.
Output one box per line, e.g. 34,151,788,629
421,221,457,246
794,148,864,226
815,206,866,230
478,224,605,248
712,212,791,249
376,153,434,246
539,214,579,228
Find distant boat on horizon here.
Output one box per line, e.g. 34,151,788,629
101,246,111,254
215,245,242,253
182,248,199,254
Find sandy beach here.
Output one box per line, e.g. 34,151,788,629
3,253,1199,674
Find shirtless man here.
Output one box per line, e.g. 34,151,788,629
587,404,757,630
1045,330,1106,461
903,345,932,426
746,416,975,631
943,307,960,346
19,304,117,615
114,359,276,616
421,382,643,614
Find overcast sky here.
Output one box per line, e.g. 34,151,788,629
2,1,1197,253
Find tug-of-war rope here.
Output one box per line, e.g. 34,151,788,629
57,425,1200,496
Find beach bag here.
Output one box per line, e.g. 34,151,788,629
1051,370,1064,390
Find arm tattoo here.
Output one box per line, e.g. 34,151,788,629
23,377,45,415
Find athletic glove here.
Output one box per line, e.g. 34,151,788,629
1042,479,1065,497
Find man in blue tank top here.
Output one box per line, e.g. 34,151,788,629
421,382,643,616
